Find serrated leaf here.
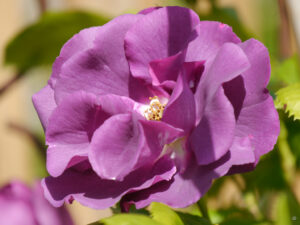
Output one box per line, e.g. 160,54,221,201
96,214,163,225
275,83,300,120
149,202,211,225
4,11,108,72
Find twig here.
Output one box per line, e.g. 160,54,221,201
37,0,47,15
7,122,46,159
278,0,293,59
0,73,23,97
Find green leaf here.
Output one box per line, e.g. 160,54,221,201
275,83,300,120
275,191,300,225
5,11,109,72
97,214,163,225
150,202,184,225
149,202,211,225
176,212,211,225
275,56,300,85
243,149,286,192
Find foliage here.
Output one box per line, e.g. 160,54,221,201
275,83,300,120
4,11,108,73
3,0,300,225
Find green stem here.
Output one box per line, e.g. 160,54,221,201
197,198,211,222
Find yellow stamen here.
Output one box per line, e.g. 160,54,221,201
144,96,165,121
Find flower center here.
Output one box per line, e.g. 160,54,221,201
144,96,165,121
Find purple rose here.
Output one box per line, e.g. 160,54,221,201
33,6,279,209
0,181,73,225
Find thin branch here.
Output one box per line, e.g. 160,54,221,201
278,0,293,59
7,122,46,159
37,0,47,15
0,73,23,97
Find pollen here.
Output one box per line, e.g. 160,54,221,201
144,96,165,121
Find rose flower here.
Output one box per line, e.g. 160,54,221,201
33,6,279,209
0,181,73,225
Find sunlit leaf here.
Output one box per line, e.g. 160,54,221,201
5,11,108,72
150,202,184,225
149,202,211,225
275,83,300,120
94,214,163,225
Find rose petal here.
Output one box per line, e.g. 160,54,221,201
234,95,280,163
223,75,246,119
122,155,230,209
42,156,176,209
54,14,142,103
194,42,250,122
183,61,205,93
89,113,143,181
32,182,74,225
138,7,162,15
125,6,200,81
239,39,271,106
186,21,241,64
50,27,100,86
46,92,109,177
162,73,196,132
190,87,235,165
149,51,185,86
0,199,36,225
32,85,57,130
136,120,184,166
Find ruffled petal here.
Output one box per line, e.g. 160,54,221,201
149,51,185,86
50,27,100,86
54,14,142,103
195,42,250,122
190,87,236,165
42,156,176,209
183,61,205,93
229,137,255,165
186,21,241,65
46,92,108,177
136,120,184,166
238,39,271,106
121,155,230,209
234,96,280,163
32,85,57,130
138,7,161,15
125,6,200,81
162,73,196,132
89,113,143,181
32,182,74,225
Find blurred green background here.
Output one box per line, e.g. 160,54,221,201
0,0,300,225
